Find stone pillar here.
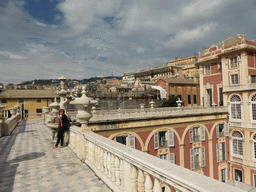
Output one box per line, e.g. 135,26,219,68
9,108,17,117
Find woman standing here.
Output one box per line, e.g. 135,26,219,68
53,109,70,149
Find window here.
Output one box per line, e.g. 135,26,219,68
252,75,256,83
234,169,243,182
251,94,256,121
116,135,136,149
18,99,24,104
231,74,238,85
221,169,226,182
217,142,226,162
216,123,229,138
1,99,7,104
232,131,243,156
189,126,205,143
36,99,42,103
154,130,174,149
2,110,9,118
253,135,256,159
218,62,222,73
230,95,242,119
157,153,175,164
193,95,197,104
188,95,191,104
205,64,211,75
254,175,256,187
190,147,205,170
219,88,223,106
36,109,42,113
230,56,238,68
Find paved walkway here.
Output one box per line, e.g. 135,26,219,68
0,120,112,192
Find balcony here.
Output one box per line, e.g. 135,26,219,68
89,106,228,123
223,83,256,93
69,125,244,192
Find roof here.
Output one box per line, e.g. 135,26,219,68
155,78,197,85
0,90,59,99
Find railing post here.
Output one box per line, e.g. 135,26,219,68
153,177,161,192
111,154,116,182
115,156,120,186
103,151,108,175
120,159,124,190
107,152,111,179
165,184,171,192
138,169,145,192
145,173,153,192
131,166,138,192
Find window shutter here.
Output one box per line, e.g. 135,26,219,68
225,123,229,137
201,126,205,141
189,127,193,143
168,130,175,147
154,132,159,150
128,135,136,149
222,142,225,161
201,146,205,167
217,143,221,163
216,124,220,138
190,148,194,170
169,153,175,164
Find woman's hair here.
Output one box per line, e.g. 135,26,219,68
59,109,65,115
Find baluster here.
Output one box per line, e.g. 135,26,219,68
120,159,124,190
131,166,138,192
103,151,108,175
145,173,153,192
107,153,111,178
96,146,101,169
100,149,105,172
91,143,95,164
94,145,98,167
111,154,116,182
153,177,161,192
138,169,145,192
165,184,171,192
115,157,120,186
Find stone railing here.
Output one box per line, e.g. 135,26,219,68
23,113,43,121
1,113,20,136
223,83,256,93
90,106,228,122
69,126,244,192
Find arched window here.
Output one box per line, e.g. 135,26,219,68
232,131,243,156
230,95,241,119
251,94,256,121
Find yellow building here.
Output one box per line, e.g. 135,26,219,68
0,90,59,118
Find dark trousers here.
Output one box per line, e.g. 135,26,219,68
55,128,66,147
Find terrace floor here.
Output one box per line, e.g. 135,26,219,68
0,120,112,192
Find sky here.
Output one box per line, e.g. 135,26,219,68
0,0,256,84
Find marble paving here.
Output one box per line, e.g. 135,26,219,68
0,120,112,192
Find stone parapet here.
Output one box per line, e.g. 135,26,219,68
2,113,20,136
90,106,228,123
69,125,244,192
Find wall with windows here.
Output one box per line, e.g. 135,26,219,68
1,98,49,116
93,114,230,183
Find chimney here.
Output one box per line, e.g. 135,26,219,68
175,56,178,60
237,34,245,40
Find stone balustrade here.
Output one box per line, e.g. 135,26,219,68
2,113,20,136
90,106,228,122
69,125,244,192
223,83,256,93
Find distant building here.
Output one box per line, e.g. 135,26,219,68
0,90,59,119
154,77,200,106
197,34,256,186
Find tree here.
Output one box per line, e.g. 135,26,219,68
161,95,178,107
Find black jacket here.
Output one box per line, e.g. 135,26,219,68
59,114,70,129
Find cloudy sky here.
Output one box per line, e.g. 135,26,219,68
0,0,255,84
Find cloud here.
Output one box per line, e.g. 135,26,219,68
1,0,256,84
